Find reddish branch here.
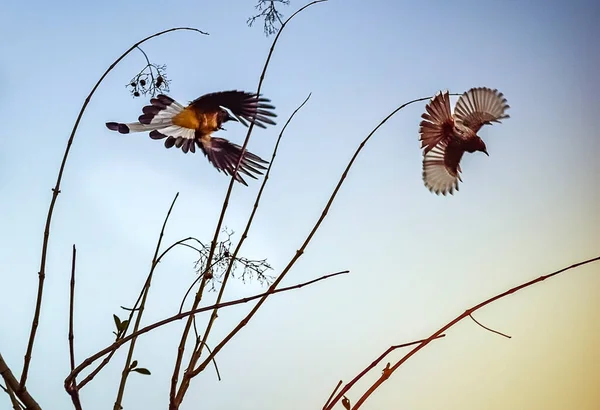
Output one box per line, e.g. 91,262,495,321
323,335,447,410
342,256,600,410
469,313,511,339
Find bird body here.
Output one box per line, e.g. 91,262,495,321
106,90,277,185
171,107,204,130
419,87,509,195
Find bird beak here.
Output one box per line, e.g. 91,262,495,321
483,149,489,156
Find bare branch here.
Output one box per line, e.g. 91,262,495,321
66,244,83,410
113,193,179,410
126,46,171,98
64,270,349,388
192,91,448,380
469,313,512,339
350,256,600,409
324,335,446,409
24,26,208,393
247,0,290,35
0,353,40,410
169,3,326,407
323,380,342,409
187,92,313,384
68,245,77,373
1,381,24,410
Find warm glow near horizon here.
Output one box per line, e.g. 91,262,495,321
1,0,598,409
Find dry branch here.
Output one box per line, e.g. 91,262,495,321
113,193,179,410
66,244,82,410
187,92,313,383
323,335,446,409
0,354,40,410
190,93,455,379
64,270,348,389
349,256,600,409
169,3,326,407
23,26,208,395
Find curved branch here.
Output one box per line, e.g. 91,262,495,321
323,335,447,410
170,3,326,407
469,313,511,339
113,193,179,410
64,270,349,388
0,354,40,410
190,92,313,377
21,26,208,391
350,256,600,409
191,93,452,376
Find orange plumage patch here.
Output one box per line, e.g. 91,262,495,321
172,108,201,130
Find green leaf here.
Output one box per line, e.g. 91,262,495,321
119,320,129,332
131,368,151,375
113,314,121,329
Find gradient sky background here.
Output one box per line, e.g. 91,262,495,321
1,0,599,409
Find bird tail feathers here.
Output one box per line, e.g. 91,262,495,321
105,94,185,134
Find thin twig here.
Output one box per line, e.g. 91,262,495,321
1,381,24,410
350,256,600,409
195,339,221,381
186,93,312,384
66,244,83,410
323,380,342,409
324,335,446,410
170,3,325,407
191,92,448,377
178,255,226,315
469,313,511,339
113,193,179,410
78,213,199,392
65,270,349,388
0,353,40,410
23,26,208,393
69,245,77,372
135,46,155,87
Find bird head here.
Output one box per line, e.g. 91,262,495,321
467,136,489,156
479,139,489,156
219,109,239,124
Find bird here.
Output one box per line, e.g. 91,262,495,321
418,87,510,195
106,90,277,185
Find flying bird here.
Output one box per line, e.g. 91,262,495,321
418,87,510,195
106,90,277,185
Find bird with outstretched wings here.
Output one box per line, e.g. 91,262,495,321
419,87,510,195
106,90,277,185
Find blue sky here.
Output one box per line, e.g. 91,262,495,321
1,0,599,409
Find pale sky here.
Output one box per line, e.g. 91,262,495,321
1,0,599,409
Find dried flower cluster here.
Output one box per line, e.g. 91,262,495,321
193,228,274,291
126,47,171,98
247,0,290,36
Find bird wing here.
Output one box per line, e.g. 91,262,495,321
106,94,200,153
453,87,510,134
197,136,269,185
419,91,455,154
149,127,197,153
189,90,277,129
422,140,464,195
